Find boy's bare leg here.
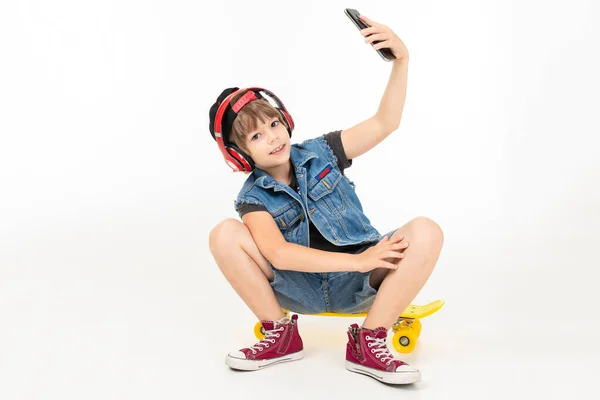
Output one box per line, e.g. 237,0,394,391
209,218,286,321
362,216,444,330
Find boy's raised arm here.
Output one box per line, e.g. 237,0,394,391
341,13,410,161
340,58,409,160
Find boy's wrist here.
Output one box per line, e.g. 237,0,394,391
351,253,363,272
393,55,409,65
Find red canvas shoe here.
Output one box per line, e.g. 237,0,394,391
345,323,421,384
226,314,303,371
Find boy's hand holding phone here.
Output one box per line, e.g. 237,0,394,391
359,14,409,62
345,9,409,62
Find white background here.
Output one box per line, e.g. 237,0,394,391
1,0,599,398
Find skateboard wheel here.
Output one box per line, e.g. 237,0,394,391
411,318,422,337
253,321,265,341
392,327,417,354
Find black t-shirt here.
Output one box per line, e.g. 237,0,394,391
236,130,364,253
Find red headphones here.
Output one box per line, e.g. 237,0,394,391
209,87,295,172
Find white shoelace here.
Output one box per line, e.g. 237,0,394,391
366,336,395,365
249,325,285,354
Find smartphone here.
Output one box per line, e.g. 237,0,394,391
344,8,395,62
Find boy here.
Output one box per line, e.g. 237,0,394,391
208,14,443,385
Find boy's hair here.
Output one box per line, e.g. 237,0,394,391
229,89,287,154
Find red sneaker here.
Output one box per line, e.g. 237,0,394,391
345,323,421,384
226,314,304,371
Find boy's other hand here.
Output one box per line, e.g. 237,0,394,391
354,235,409,273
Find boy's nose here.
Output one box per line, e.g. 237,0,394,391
268,132,278,143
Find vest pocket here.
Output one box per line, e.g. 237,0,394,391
307,167,343,201
270,202,303,231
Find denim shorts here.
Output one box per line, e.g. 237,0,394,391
268,229,397,315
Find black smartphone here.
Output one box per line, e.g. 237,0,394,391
344,8,395,62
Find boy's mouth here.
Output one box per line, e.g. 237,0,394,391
270,144,285,155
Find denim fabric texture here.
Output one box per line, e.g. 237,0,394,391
234,135,381,247
267,229,397,314
234,135,393,314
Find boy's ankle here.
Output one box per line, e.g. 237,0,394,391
345,323,421,384
225,314,304,371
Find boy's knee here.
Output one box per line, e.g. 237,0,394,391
410,218,444,259
209,218,247,254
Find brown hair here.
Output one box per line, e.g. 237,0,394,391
229,89,287,154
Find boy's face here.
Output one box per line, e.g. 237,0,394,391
243,116,291,170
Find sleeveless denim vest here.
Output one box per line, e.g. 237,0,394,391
234,135,381,247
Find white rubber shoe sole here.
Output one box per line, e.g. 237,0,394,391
345,360,421,384
226,350,304,371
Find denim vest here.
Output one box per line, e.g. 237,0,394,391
234,135,381,247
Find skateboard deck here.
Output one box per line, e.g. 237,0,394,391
397,299,445,320
282,299,444,319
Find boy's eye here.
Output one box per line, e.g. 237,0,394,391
250,120,278,141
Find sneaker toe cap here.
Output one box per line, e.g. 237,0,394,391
395,364,420,373
228,350,247,360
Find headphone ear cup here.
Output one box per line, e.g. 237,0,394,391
226,144,255,172
278,109,294,137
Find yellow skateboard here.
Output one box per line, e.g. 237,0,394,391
253,299,444,354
